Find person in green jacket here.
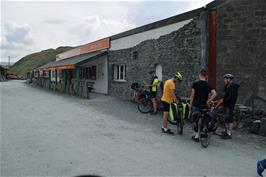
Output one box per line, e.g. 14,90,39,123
145,70,159,114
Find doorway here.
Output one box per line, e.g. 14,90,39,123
155,64,162,81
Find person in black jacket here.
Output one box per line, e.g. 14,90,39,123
222,73,239,139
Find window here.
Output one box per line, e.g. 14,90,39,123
50,70,56,82
57,70,63,81
43,71,49,78
81,66,97,80
39,71,43,77
113,64,126,81
89,66,97,80
34,71,39,78
132,51,138,60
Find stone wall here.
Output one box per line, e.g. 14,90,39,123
108,15,207,100
216,0,266,109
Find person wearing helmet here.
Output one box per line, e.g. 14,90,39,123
189,69,217,142
144,70,159,114
221,73,239,139
160,72,182,134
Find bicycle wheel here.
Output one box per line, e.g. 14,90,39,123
200,131,211,148
138,98,152,113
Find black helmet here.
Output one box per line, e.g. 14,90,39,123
223,73,234,80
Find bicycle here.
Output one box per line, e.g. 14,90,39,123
195,104,218,148
130,82,145,103
137,89,154,113
167,97,190,134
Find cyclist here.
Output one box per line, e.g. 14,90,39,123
189,69,217,142
161,72,182,134
145,70,159,114
221,73,239,139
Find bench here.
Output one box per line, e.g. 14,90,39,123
86,81,95,99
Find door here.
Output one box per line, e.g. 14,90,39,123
155,64,162,81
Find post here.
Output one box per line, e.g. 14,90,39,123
76,67,80,96
8,56,10,67
208,10,217,89
55,69,58,91
48,70,51,89
64,70,67,93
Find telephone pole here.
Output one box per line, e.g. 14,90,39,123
8,56,10,66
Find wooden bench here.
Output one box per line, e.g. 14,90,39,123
86,81,95,99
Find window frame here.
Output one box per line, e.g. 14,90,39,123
113,64,126,82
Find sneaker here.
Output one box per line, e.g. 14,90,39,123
161,128,174,135
221,133,232,139
150,111,158,115
221,130,227,135
191,136,199,142
257,160,264,177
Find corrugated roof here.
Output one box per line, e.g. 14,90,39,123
38,51,107,69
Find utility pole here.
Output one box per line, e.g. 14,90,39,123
8,56,10,67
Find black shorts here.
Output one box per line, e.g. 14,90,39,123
162,101,170,112
150,91,157,98
224,107,234,123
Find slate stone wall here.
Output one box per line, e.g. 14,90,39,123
108,15,207,100
216,0,266,109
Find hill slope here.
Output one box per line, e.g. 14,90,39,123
10,46,73,78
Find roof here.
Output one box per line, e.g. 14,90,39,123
38,51,107,70
0,65,8,70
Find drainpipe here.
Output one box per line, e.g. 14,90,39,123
208,10,217,89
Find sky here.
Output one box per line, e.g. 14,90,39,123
1,0,213,63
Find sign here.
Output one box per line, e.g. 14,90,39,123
56,38,110,61
80,38,110,54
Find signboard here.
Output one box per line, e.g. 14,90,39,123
80,38,110,54
56,48,80,61
56,38,110,61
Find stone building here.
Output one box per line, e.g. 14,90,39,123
36,0,266,108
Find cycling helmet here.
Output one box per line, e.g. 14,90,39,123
175,72,183,81
223,73,234,80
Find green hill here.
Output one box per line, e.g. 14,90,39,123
10,46,73,78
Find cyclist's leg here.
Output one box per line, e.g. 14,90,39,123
161,101,173,134
150,92,157,113
192,106,201,140
223,107,234,138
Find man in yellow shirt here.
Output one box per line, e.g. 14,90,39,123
161,72,183,134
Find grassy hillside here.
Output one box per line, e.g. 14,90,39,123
10,46,73,78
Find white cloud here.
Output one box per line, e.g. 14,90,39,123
1,21,36,62
67,15,136,44
1,1,215,62
188,0,213,10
